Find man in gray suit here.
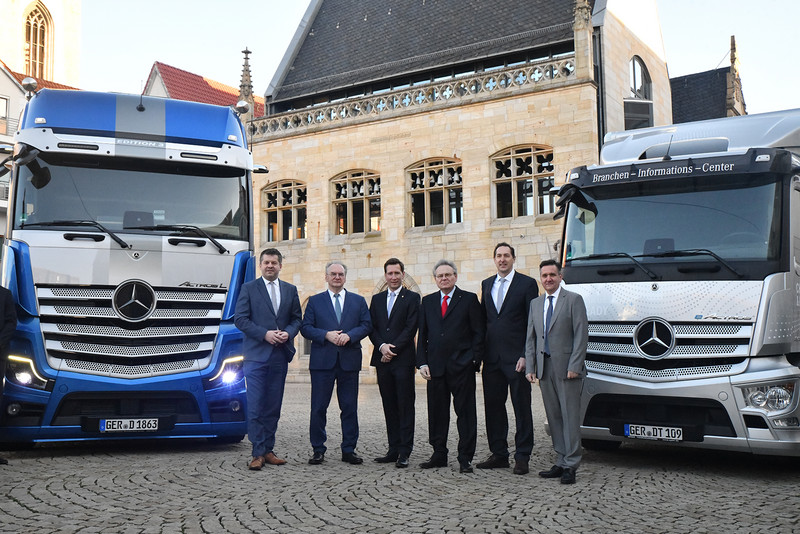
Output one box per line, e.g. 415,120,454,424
235,248,302,470
525,259,588,484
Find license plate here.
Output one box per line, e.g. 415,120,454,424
624,423,682,442
99,418,159,432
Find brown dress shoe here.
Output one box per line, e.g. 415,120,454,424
264,452,287,465
248,456,266,470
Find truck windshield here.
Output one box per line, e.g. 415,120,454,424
12,152,249,241
564,173,782,268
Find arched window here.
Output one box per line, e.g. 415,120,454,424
332,169,381,234
625,56,653,130
24,4,52,79
492,145,555,218
407,158,463,227
262,181,307,242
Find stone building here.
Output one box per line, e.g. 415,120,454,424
671,36,746,124
0,0,80,235
247,0,671,371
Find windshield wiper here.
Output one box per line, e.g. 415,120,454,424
569,252,659,280
21,219,130,249
642,248,743,277
126,224,229,254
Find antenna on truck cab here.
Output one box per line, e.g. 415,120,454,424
663,135,674,161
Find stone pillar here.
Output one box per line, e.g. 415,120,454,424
573,0,594,82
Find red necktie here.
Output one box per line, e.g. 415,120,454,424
441,295,449,317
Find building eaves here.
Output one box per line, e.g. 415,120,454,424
152,61,266,116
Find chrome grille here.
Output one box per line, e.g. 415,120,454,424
37,284,225,378
587,320,751,382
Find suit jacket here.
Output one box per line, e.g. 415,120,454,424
524,288,588,379
234,277,302,363
369,287,420,367
481,271,538,366
416,287,485,378
301,290,372,372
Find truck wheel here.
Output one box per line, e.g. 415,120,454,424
208,435,245,445
581,439,621,451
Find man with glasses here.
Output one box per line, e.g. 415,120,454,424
301,261,372,466
416,259,484,473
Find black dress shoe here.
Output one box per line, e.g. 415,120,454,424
374,453,399,463
459,462,473,473
308,452,325,465
560,467,576,484
419,456,447,469
538,465,564,478
395,456,409,468
513,458,529,475
341,452,364,465
475,454,510,469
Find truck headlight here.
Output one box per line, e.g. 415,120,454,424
743,383,795,412
204,356,244,390
6,355,51,390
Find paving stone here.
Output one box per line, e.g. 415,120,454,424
1,382,800,533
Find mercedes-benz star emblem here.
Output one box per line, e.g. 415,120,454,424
112,280,157,322
633,317,675,359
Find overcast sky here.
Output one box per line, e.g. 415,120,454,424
80,0,798,115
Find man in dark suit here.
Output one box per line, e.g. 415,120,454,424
416,259,484,473
525,259,588,484
0,285,18,466
477,243,538,475
301,261,372,466
234,248,302,470
369,258,420,468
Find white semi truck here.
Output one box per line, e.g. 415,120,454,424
559,109,800,454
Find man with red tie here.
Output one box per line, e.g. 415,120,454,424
416,259,484,473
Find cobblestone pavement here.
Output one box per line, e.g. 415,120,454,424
2,381,800,534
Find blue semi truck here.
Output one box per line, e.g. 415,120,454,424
0,87,258,446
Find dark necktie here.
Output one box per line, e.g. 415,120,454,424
334,293,342,323
544,296,554,354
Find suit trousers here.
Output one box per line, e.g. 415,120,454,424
376,363,415,457
427,366,476,464
540,357,584,469
244,355,289,457
482,363,533,459
310,360,359,454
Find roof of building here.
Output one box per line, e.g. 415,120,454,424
1,58,78,91
268,0,582,103
147,61,265,116
670,67,729,124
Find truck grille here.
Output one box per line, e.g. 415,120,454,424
37,284,226,379
586,322,750,382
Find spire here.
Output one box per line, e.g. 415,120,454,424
239,48,253,100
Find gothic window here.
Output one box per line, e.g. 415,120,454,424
625,56,653,130
408,158,463,227
24,5,51,79
332,170,381,235
262,181,307,242
492,145,555,218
